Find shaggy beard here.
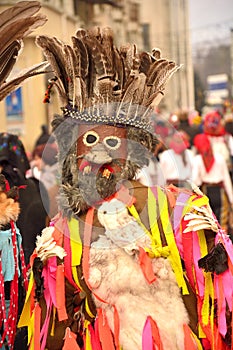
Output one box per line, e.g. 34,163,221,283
78,170,121,206
58,159,139,218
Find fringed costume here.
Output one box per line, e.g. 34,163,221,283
13,25,233,350
0,174,28,349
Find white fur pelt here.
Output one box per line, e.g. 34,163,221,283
88,199,190,350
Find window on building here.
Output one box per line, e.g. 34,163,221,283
129,2,139,22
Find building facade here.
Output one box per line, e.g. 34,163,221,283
0,0,194,151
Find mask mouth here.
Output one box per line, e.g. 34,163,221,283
79,160,114,179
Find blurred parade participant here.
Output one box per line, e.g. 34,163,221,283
192,133,233,231
158,130,193,187
31,143,58,190
175,108,199,147
188,109,202,132
203,110,233,173
30,142,59,219
0,133,49,266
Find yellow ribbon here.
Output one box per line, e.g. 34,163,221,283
68,218,95,319
18,272,35,344
84,320,92,350
148,188,162,247
68,218,82,266
157,187,189,294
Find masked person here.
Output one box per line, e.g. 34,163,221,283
192,133,233,232
18,27,233,350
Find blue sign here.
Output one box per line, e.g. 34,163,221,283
5,87,23,121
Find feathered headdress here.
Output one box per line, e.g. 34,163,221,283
36,26,180,132
0,0,49,101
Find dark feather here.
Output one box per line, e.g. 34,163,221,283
151,48,161,60
0,61,49,101
36,36,69,100
0,15,47,55
0,40,21,85
72,36,89,79
84,36,113,79
198,243,228,275
151,61,178,94
75,28,88,40
101,27,114,68
146,59,169,86
119,44,134,83
112,46,124,93
139,52,152,75
32,257,44,301
0,1,42,29
0,2,47,101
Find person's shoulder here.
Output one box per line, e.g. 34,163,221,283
130,180,195,202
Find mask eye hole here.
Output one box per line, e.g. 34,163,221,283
104,136,121,150
83,131,99,147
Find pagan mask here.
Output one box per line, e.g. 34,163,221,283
38,27,179,217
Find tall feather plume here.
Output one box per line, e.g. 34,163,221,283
36,26,180,127
0,1,48,101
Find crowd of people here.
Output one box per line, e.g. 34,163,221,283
137,108,233,233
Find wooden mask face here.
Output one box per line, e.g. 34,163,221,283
77,124,127,178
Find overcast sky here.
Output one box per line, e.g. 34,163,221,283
189,0,233,46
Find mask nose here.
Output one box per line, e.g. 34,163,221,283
84,143,112,165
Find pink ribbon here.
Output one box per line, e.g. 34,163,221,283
142,317,153,350
40,257,57,350
192,231,205,297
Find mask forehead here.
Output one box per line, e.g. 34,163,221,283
77,124,127,158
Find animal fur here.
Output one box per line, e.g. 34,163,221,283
87,199,189,350
0,191,20,227
88,245,189,350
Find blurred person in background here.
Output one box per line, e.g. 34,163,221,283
0,132,49,265
202,110,233,176
30,141,59,220
175,108,200,147
34,124,50,147
192,133,233,232
224,114,233,137
0,132,49,350
158,130,193,188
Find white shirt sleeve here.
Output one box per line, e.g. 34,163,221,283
191,155,203,187
220,154,233,203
